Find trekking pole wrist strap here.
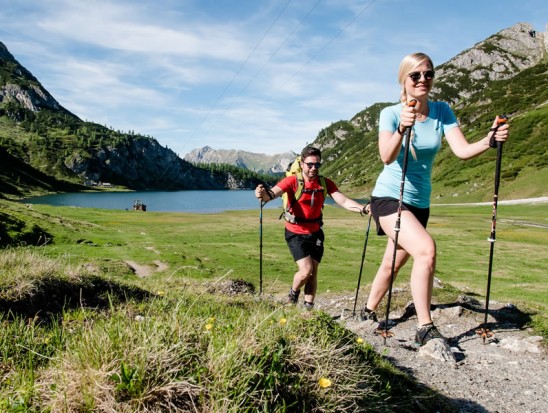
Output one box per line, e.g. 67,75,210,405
488,129,498,148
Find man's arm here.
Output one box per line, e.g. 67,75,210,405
330,191,367,214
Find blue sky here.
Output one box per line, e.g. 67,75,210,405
1,1,546,157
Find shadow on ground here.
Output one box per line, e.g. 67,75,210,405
0,275,153,321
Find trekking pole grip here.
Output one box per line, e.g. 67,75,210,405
489,115,508,149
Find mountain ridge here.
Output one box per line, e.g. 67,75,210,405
0,22,547,201
184,146,296,174
0,42,269,194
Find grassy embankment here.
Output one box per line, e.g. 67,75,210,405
0,198,545,411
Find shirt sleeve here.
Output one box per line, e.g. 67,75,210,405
439,102,458,134
326,177,339,195
379,104,401,133
277,175,296,194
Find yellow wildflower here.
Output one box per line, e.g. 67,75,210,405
279,318,287,326
319,377,332,388
356,337,364,344
205,323,213,331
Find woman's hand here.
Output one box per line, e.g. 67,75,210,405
399,103,417,130
489,116,510,146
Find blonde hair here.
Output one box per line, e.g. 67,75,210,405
397,52,434,160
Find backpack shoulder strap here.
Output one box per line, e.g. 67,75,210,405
294,174,305,201
318,175,328,201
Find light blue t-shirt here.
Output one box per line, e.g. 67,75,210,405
371,101,458,208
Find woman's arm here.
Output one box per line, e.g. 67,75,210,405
379,104,416,164
446,117,509,160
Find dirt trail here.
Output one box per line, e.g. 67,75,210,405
312,292,547,413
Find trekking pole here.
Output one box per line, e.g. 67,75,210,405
352,213,372,317
476,115,508,343
379,99,417,345
258,183,275,296
259,198,266,296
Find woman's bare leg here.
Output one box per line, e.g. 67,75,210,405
367,211,436,326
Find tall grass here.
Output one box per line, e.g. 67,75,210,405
0,250,443,412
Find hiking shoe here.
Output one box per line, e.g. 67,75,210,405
415,323,444,346
360,307,378,322
287,289,300,304
303,301,314,311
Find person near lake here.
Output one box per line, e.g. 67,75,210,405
255,145,368,310
360,52,510,346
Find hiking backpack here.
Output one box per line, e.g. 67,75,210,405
280,156,328,224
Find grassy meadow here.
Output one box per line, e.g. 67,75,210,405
19,199,545,317
0,198,546,411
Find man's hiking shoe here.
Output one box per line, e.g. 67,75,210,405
360,307,378,322
415,323,444,346
303,301,314,311
287,289,300,304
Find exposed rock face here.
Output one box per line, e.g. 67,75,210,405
184,146,296,174
0,84,65,113
0,42,75,116
431,22,547,104
64,138,227,190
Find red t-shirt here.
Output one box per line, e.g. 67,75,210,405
277,175,338,234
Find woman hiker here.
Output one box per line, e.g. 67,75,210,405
360,52,510,346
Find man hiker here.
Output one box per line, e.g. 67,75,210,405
255,146,367,309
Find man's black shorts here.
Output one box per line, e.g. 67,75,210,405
370,196,430,236
285,228,324,262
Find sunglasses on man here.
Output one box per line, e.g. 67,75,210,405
303,162,322,169
408,70,435,82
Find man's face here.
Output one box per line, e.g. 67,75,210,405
301,155,321,179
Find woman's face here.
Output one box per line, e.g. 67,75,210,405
404,61,434,100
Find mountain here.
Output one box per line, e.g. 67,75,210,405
311,22,548,202
1,22,547,201
184,146,297,174
0,42,265,195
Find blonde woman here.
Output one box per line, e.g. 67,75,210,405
361,52,510,346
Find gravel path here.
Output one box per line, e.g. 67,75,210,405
313,292,547,413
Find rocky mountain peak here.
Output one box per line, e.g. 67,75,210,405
184,147,297,174
431,22,547,104
0,42,15,61
0,41,76,117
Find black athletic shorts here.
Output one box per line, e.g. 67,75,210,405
285,228,325,262
370,196,430,236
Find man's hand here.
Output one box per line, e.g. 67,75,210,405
255,184,265,200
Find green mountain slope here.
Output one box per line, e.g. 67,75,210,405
0,42,270,195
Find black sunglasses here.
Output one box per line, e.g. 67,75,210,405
304,162,321,169
408,70,435,82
